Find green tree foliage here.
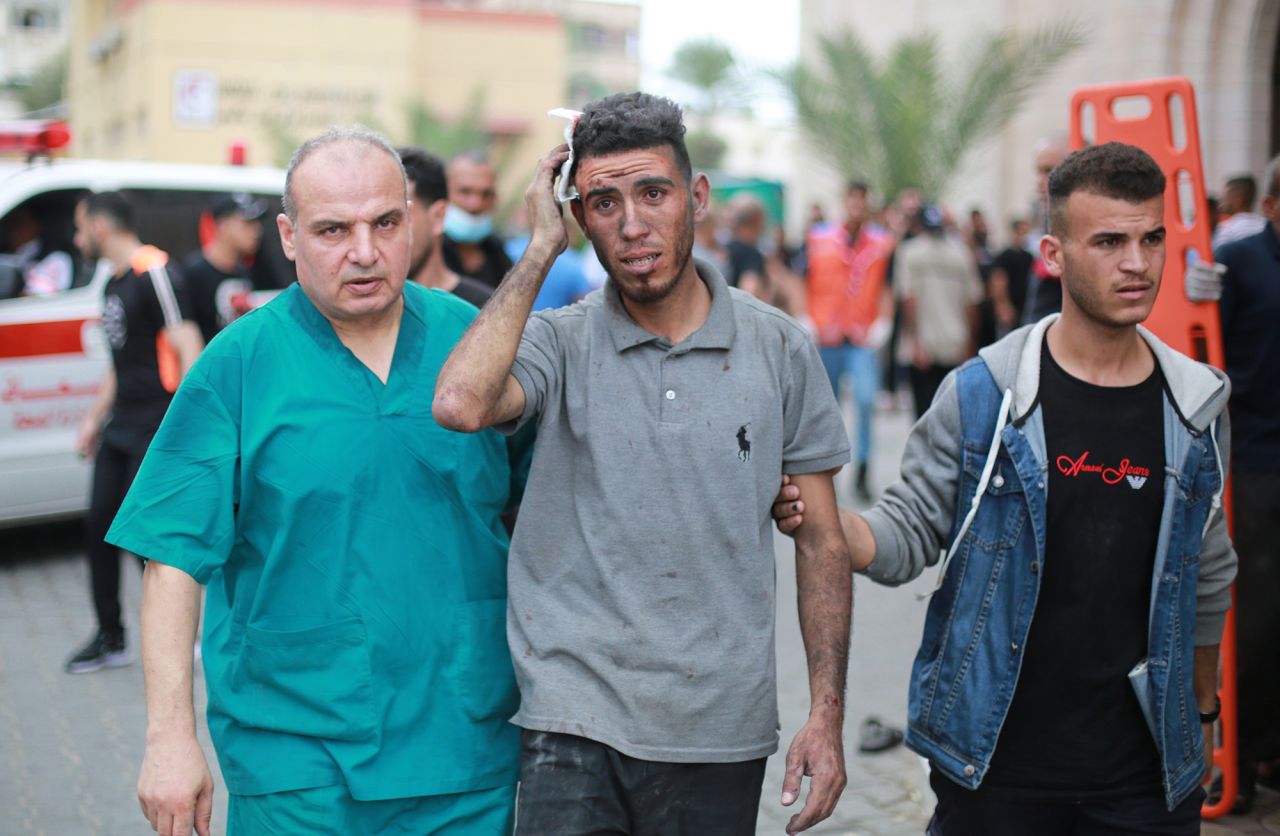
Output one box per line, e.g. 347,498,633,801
403,89,491,160
264,87,509,171
668,37,750,172
669,38,743,116
18,49,66,113
778,22,1086,200
686,130,728,171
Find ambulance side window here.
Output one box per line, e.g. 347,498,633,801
0,190,88,300
124,188,294,291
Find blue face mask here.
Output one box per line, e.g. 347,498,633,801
444,204,494,243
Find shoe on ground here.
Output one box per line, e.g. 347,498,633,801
65,631,133,674
858,716,905,754
1257,759,1280,791
1207,767,1256,815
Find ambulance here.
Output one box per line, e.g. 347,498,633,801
0,121,291,526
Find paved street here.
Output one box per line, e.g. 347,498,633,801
2,402,1278,834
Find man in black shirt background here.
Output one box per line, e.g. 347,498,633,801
67,191,203,674
725,193,769,301
182,193,265,344
989,217,1033,337
1215,154,1280,811
399,146,493,309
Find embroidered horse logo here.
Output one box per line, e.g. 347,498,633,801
736,424,752,462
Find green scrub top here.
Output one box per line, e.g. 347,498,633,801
107,282,529,800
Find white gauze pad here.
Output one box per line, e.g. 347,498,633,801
548,107,583,202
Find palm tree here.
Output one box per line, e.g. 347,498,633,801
778,22,1087,200
669,38,745,117
668,38,751,170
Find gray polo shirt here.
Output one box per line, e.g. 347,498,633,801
503,260,849,763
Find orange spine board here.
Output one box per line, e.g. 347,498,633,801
1069,77,1223,369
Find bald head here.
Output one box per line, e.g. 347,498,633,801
283,126,406,222
1035,136,1070,210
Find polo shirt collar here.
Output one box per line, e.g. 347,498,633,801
602,257,737,353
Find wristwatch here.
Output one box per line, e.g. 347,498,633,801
1200,696,1221,725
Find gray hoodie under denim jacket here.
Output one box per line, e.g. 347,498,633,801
862,314,1237,809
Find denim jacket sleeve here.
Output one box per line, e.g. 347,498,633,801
1195,410,1237,646
860,370,964,586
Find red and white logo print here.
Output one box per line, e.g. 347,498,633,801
1056,451,1151,490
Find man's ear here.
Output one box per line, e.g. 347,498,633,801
569,197,586,233
429,198,448,237
691,173,711,225
277,213,296,261
1040,232,1065,279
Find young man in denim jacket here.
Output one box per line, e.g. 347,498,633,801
776,142,1237,834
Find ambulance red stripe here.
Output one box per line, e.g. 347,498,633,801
0,319,91,359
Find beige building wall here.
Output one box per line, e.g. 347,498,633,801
564,0,641,105
796,0,1279,242
68,0,568,201
0,0,70,118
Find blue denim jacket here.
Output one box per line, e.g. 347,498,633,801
863,317,1236,809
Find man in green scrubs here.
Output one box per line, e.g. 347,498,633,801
108,128,527,835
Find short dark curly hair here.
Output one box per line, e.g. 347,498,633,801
569,92,691,187
398,146,447,205
1048,142,1166,236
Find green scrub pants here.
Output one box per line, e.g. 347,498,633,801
228,783,515,834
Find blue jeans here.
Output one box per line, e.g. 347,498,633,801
819,343,878,466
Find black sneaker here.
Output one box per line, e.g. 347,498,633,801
65,632,133,674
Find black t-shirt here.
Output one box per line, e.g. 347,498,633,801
1023,271,1063,325
726,239,765,289
442,234,513,289
181,252,250,345
992,247,1033,318
413,275,493,310
451,275,493,309
982,341,1165,798
101,250,191,441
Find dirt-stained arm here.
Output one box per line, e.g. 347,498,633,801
780,469,851,834
433,145,570,433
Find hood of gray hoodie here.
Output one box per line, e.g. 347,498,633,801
978,314,1231,434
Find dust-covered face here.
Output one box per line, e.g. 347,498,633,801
570,145,708,307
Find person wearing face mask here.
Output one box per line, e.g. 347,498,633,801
441,150,514,288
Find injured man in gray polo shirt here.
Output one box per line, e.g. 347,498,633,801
434,91,853,836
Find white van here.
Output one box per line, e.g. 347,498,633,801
0,158,289,527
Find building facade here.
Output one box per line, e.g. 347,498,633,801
564,0,640,107
796,0,1280,237
67,0,577,200
0,0,69,117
